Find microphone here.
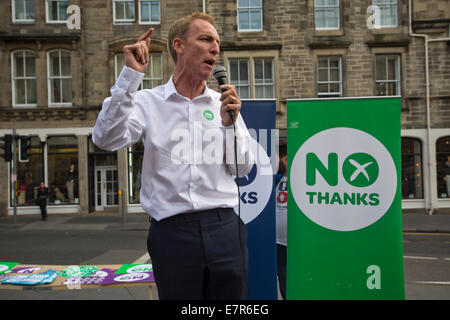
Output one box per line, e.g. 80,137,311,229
213,66,234,122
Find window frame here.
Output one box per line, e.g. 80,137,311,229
436,136,450,199
141,53,163,89
401,137,424,200
375,54,401,97
314,0,340,30
114,52,163,90
138,0,160,25
47,49,73,107
46,135,79,206
253,58,275,99
372,0,398,29
316,55,343,97
45,0,68,24
12,0,35,24
113,0,136,25
11,49,37,108
228,58,251,99
237,0,263,32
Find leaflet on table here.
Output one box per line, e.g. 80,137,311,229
99,271,154,285
58,265,99,277
61,269,154,287
1,270,57,285
114,264,153,274
11,266,42,274
0,262,21,274
62,269,116,286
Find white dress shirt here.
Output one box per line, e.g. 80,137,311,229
93,66,254,221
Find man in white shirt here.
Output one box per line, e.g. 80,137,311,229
93,12,254,299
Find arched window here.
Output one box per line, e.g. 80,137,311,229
401,138,423,199
436,136,450,198
114,52,163,89
47,49,72,106
11,50,36,107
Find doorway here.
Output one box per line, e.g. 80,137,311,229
94,166,119,211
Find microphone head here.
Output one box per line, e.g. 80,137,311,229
213,66,227,81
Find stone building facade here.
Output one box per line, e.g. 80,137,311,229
0,0,449,217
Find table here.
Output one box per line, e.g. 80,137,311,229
0,264,157,300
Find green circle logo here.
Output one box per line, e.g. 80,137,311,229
342,153,379,187
203,110,214,121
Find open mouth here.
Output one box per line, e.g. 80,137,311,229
204,59,215,67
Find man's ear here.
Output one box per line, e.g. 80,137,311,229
173,38,184,56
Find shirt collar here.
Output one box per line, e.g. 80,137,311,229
164,76,214,102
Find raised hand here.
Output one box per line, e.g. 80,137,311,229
123,28,154,73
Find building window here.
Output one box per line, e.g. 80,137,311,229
115,53,163,89
139,0,160,24
401,138,423,199
373,0,398,28
48,50,72,106
229,56,277,100
114,0,135,24
229,59,250,99
436,136,450,198
314,0,340,30
46,0,68,23
237,0,263,32
128,141,144,204
254,58,275,99
12,0,35,23
11,50,37,107
47,136,78,205
375,54,400,96
12,137,44,207
317,56,342,97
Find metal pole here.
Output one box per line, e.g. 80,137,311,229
12,129,17,224
120,189,126,224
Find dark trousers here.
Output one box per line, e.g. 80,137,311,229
39,205,47,220
276,244,287,300
147,208,248,300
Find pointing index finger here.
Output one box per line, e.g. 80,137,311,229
138,27,154,42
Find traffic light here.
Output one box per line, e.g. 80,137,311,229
19,136,32,162
0,135,12,162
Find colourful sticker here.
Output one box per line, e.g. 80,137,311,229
203,110,214,121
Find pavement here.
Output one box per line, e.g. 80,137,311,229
0,212,150,232
0,211,449,233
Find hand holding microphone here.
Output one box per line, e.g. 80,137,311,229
213,66,242,127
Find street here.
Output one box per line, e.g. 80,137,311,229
0,214,449,300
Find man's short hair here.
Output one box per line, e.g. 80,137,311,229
167,12,216,64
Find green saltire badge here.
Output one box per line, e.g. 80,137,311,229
287,97,405,300
203,110,214,121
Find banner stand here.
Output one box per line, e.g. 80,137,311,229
287,97,405,300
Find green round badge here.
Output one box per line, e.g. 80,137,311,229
203,110,214,121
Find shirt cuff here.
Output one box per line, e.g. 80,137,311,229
115,66,144,92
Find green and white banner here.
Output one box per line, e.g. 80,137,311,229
287,97,404,299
